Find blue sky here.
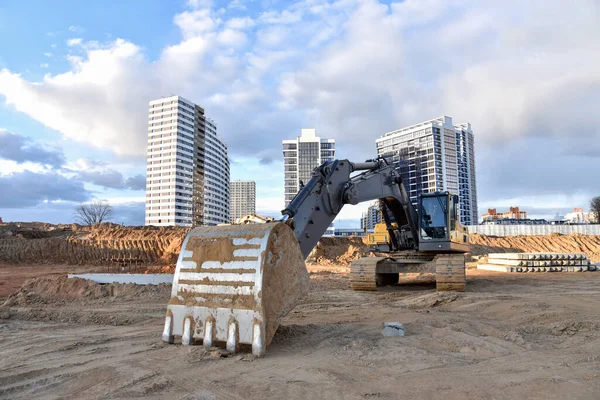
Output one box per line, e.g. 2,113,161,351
0,0,599,226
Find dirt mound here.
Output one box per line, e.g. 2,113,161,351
84,224,189,241
469,233,600,262
2,276,172,307
307,237,373,265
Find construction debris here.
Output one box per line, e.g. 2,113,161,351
382,322,405,337
68,273,174,285
478,253,595,273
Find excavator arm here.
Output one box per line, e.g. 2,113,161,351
282,158,419,258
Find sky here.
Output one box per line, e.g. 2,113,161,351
0,0,599,227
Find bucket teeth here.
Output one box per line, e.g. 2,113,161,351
182,317,194,346
226,319,239,354
203,316,216,349
162,312,174,344
252,319,265,357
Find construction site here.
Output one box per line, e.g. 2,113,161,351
1,220,600,399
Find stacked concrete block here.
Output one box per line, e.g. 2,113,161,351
478,253,595,273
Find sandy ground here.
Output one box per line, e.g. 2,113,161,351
1,264,600,399
0,262,102,299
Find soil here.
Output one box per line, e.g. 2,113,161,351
1,263,600,399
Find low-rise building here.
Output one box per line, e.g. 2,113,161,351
482,207,527,222
564,208,594,224
334,229,366,237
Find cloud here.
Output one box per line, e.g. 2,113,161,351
68,25,85,34
225,17,255,30
256,26,290,47
77,169,127,189
76,169,146,190
67,38,83,46
124,174,146,190
228,0,247,11
110,201,145,225
43,52,52,57
0,171,89,208
0,129,66,168
40,63,49,68
259,9,303,24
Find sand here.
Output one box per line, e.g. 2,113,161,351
1,263,600,399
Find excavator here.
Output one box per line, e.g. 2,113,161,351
162,157,469,356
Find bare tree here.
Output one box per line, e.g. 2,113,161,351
591,196,600,224
74,201,114,226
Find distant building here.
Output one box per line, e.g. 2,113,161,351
283,128,335,235
230,180,256,223
360,202,382,232
376,116,478,225
482,207,527,222
564,208,594,224
482,218,548,226
334,228,366,237
145,95,230,227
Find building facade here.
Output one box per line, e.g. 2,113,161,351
282,128,335,235
564,208,595,224
375,116,478,225
145,95,229,227
482,207,527,222
229,180,256,223
361,202,382,232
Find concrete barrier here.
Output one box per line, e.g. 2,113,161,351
466,225,600,236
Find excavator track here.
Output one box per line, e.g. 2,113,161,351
349,257,386,291
350,253,465,292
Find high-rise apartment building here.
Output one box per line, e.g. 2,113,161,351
282,128,335,235
229,180,256,223
375,116,478,225
360,202,382,231
145,95,230,227
282,129,335,206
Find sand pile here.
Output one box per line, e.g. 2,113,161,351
85,224,189,241
0,224,189,266
2,276,172,307
469,233,600,263
307,237,372,265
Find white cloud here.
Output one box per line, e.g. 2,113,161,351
40,63,49,68
43,52,52,57
226,16,255,30
256,26,290,47
228,0,247,11
187,0,213,9
68,25,85,33
174,9,222,39
259,9,303,24
217,29,248,48
51,44,57,48
0,159,46,176
67,38,83,46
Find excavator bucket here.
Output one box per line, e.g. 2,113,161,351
162,222,310,357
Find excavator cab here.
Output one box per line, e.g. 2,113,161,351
417,192,469,253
